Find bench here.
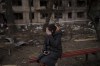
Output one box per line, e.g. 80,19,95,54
29,48,100,63
62,48,100,61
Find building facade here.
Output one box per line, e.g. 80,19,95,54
11,0,88,26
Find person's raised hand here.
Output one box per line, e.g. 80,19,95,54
43,51,50,55
46,27,52,35
55,23,61,31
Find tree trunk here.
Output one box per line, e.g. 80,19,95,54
29,0,32,28
43,0,61,31
43,0,54,31
6,0,16,34
45,0,54,24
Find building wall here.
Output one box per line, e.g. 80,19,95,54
12,0,89,26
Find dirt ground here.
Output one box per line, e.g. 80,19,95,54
0,40,100,66
0,31,100,66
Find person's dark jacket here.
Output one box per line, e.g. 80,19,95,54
37,31,62,65
43,31,62,58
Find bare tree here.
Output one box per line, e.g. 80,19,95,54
0,0,17,34
42,0,54,31
6,0,16,32
43,0,62,31
87,0,100,40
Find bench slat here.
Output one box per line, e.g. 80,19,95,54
29,48,100,63
62,48,100,58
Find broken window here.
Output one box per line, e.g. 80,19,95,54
77,0,86,7
68,12,72,18
12,0,22,6
0,0,5,3
40,12,48,19
14,13,23,20
30,0,34,6
0,2,6,12
40,0,47,7
32,12,34,19
54,0,62,8
77,12,84,18
54,12,63,19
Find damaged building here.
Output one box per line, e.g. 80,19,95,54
1,0,100,27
